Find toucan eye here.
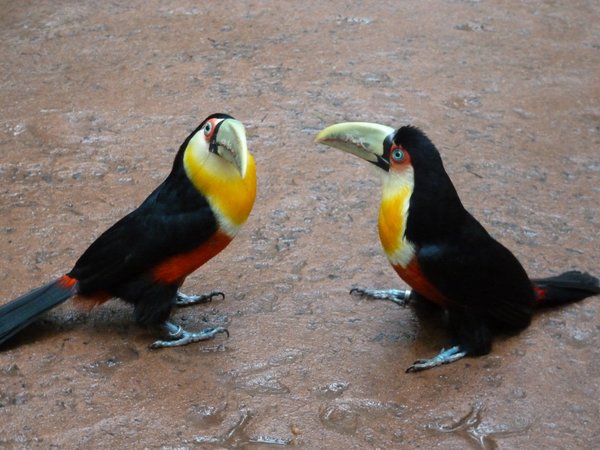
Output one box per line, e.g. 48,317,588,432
392,149,404,162
203,122,212,136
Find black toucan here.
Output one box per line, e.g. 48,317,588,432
0,113,256,349
316,122,599,372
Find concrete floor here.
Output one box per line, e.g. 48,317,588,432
1,1,598,448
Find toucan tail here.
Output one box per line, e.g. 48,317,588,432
0,275,77,347
532,270,599,307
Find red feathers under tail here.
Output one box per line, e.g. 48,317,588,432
0,275,77,347
532,270,599,307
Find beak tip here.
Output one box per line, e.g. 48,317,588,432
314,130,326,144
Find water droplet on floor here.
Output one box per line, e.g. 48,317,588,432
314,381,350,399
319,398,406,436
236,373,290,395
189,403,227,426
319,402,359,434
428,402,531,449
193,408,292,448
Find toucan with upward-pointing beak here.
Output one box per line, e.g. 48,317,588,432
0,113,256,349
316,122,599,372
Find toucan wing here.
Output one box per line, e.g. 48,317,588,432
416,215,534,329
68,181,218,292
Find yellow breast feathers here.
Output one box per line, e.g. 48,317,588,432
184,151,257,237
378,170,416,267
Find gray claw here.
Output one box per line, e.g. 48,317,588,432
175,290,225,306
350,287,412,306
406,346,467,373
150,322,229,349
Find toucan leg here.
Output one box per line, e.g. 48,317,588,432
350,287,413,306
406,345,468,373
174,290,225,306
150,321,229,349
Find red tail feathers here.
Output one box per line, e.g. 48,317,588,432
532,271,600,307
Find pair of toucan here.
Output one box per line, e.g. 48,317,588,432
1,114,598,371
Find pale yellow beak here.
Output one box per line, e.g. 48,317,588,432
315,122,395,170
215,118,248,179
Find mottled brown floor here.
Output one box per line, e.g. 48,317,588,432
1,1,599,449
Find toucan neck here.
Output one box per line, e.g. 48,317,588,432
183,151,257,238
404,167,466,243
378,169,416,267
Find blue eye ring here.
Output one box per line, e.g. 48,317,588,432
392,148,404,162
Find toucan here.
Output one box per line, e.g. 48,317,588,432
0,113,256,349
315,122,599,372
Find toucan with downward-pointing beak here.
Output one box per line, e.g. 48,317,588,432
0,113,256,349
316,122,599,372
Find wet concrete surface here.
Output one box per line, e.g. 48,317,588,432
0,1,599,448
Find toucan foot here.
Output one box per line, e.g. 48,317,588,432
150,321,229,349
174,290,225,306
406,346,467,373
350,287,413,306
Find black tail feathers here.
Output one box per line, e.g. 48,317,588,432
532,270,600,307
0,278,76,347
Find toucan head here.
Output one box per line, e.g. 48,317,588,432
315,122,462,246
181,113,256,236
315,122,442,177
184,113,249,180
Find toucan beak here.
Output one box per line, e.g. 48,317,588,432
214,118,249,179
315,122,395,171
